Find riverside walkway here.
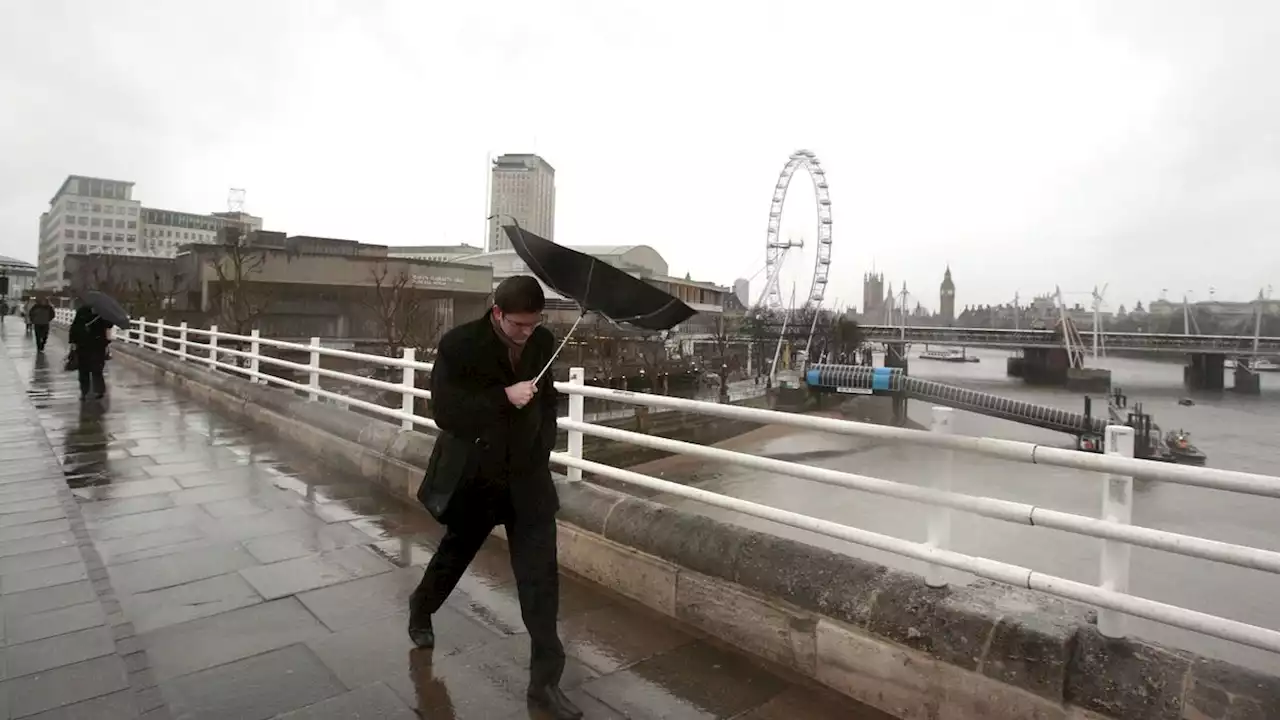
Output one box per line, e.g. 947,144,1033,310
0,325,886,719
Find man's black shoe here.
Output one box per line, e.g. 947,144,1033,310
527,685,583,720
408,614,434,649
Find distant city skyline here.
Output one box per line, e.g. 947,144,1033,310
24,172,1272,309
3,2,1278,310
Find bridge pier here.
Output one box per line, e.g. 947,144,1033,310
1006,355,1024,378
1183,353,1225,392
884,343,910,425
1233,359,1261,394
1018,347,1068,385
1066,367,1112,394
1008,347,1111,392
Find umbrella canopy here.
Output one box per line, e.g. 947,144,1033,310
83,290,131,329
501,225,696,331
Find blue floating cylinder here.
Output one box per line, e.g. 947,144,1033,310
872,367,894,391
806,368,821,386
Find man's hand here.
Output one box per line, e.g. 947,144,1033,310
504,380,537,408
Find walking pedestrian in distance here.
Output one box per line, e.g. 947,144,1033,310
27,297,54,352
410,276,581,719
69,299,110,400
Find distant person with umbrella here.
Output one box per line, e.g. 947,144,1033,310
69,291,129,400
410,275,580,719
27,296,55,352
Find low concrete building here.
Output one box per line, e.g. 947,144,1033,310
63,236,493,341
388,244,482,262
0,255,38,302
177,244,493,338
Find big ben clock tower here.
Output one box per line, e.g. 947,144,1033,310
940,266,956,325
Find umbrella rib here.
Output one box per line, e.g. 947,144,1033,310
608,298,685,324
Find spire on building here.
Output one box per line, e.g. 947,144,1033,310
939,265,956,326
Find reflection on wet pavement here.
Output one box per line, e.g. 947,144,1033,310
0,326,893,719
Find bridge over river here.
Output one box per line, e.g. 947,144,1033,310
861,324,1279,393
860,324,1280,355
0,328,874,720
24,314,1280,720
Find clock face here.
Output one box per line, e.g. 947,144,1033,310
942,289,954,297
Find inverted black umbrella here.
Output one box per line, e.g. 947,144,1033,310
501,222,697,382
83,290,131,329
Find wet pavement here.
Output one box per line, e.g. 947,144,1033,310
0,326,890,720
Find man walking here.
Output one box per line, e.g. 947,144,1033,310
28,297,54,352
410,276,581,719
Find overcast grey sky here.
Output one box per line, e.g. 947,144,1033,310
2,0,1277,311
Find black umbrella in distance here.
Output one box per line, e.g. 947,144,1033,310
501,222,697,382
83,290,131,329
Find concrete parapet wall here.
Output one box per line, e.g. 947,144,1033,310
105,339,1280,720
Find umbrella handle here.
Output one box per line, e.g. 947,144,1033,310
533,312,587,386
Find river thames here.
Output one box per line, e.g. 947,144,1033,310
641,348,1280,672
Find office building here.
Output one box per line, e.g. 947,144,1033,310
36,174,264,290
486,154,555,252
37,176,142,288
138,209,263,259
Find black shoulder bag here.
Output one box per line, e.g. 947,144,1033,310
416,430,482,522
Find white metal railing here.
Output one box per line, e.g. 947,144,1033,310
55,311,1280,655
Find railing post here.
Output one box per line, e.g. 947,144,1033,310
139,317,147,349
1099,424,1136,639
156,318,165,353
249,329,261,383
308,337,321,401
208,325,219,370
567,367,585,483
400,347,416,430
925,406,954,588
178,322,188,360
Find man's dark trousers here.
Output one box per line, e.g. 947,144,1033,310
33,324,49,351
410,482,565,686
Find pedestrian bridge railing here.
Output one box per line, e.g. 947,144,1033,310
56,310,1280,657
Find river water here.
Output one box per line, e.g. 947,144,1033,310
643,348,1280,672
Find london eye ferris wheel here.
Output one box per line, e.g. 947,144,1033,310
757,149,834,311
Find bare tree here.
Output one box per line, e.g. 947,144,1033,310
707,314,741,401
126,272,179,320
636,334,669,394
361,263,444,358
68,254,125,297
827,316,863,362
207,226,272,336
584,317,624,387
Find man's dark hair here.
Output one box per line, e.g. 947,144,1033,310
494,275,545,314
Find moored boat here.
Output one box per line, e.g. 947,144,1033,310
919,347,973,363
1164,429,1207,465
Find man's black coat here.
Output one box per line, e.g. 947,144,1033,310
423,312,560,525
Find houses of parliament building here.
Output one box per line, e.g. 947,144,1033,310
859,266,956,326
